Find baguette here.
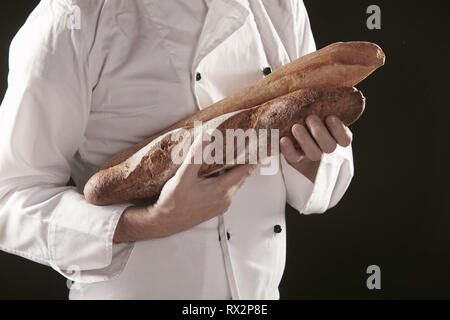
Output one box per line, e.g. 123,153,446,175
84,87,365,205
100,41,384,170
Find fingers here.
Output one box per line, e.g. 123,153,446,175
305,115,337,154
208,164,257,190
292,123,323,161
326,115,353,147
280,137,304,163
290,115,353,161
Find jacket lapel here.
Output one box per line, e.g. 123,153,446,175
191,0,249,73
249,0,291,70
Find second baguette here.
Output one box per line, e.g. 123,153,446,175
101,41,384,170
84,87,365,205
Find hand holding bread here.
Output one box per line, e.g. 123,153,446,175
84,41,385,206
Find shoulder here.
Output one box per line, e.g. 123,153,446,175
7,0,117,80
12,0,119,44
9,0,120,59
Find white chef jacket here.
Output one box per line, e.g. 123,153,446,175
0,0,354,300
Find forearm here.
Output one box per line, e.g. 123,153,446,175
113,157,257,243
113,205,165,243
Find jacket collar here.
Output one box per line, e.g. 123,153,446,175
192,0,249,73
193,0,293,74
249,0,291,69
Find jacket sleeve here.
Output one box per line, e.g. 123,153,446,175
0,0,134,283
280,0,354,214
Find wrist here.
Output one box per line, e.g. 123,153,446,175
288,157,321,182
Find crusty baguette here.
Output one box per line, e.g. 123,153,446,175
100,41,384,170
84,87,365,206
199,87,365,176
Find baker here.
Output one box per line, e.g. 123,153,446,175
0,0,354,299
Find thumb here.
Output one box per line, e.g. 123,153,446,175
176,131,210,179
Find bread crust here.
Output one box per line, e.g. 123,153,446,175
84,41,385,205
100,41,384,170
84,87,365,205
199,87,364,176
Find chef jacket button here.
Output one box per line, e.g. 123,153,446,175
219,232,231,241
273,224,282,233
195,72,202,81
263,67,272,76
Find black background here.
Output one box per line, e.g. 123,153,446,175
0,1,448,299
